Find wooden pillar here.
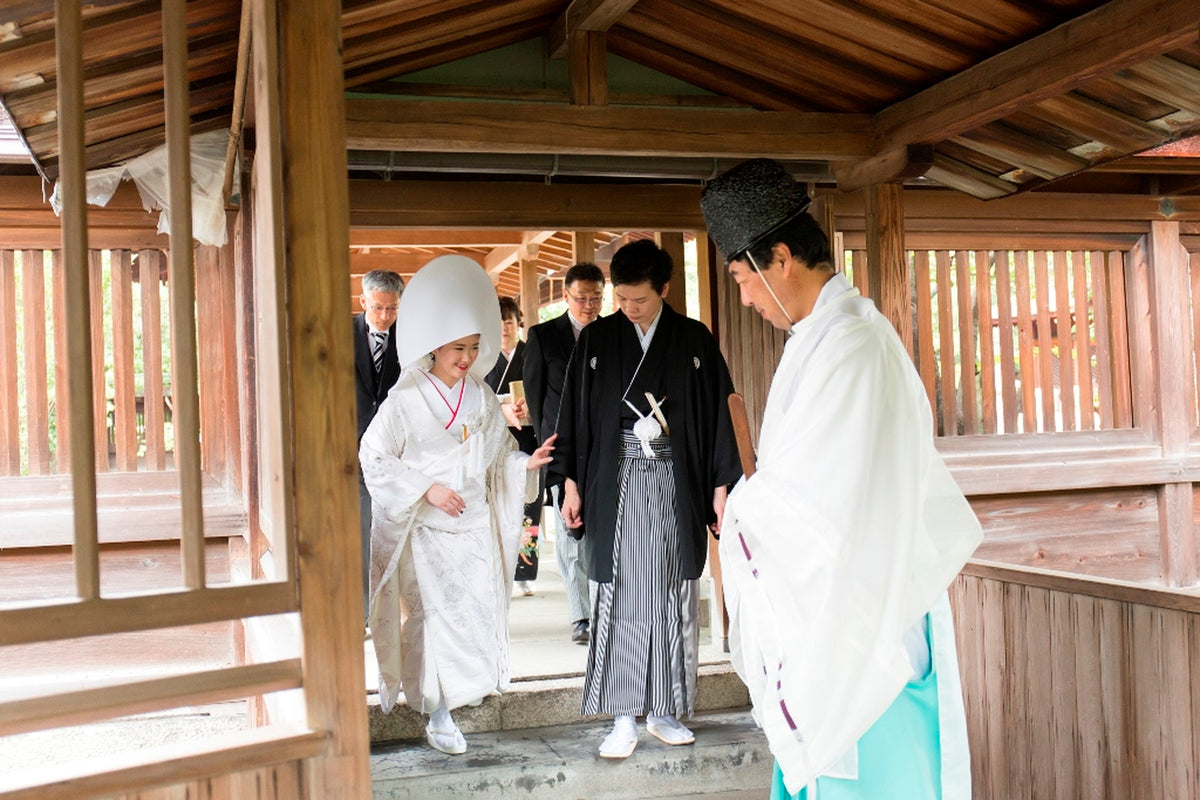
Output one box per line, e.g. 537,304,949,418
56,0,100,596
1144,221,1196,586
574,230,596,264
695,232,714,332
657,231,688,315
520,246,539,326
278,0,372,792
864,183,911,353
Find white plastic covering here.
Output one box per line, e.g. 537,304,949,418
51,129,232,247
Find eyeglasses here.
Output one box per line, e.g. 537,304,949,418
565,293,603,306
368,303,399,313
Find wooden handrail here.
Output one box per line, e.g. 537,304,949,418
0,581,297,646
962,558,1200,614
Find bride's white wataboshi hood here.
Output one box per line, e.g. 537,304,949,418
393,254,502,381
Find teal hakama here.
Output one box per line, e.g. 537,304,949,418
770,616,945,800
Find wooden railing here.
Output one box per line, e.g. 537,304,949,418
0,247,173,476
951,561,1200,799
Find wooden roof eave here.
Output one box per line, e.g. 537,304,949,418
822,0,1200,199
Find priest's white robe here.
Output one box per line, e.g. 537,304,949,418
360,370,537,714
721,272,982,797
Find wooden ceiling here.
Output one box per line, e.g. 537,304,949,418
1,0,1199,284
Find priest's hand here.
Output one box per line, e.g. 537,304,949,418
710,484,728,539
561,477,583,530
526,433,557,472
425,483,466,517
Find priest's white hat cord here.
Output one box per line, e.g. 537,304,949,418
747,251,795,327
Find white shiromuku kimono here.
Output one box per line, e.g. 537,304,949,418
361,369,537,715
721,272,983,798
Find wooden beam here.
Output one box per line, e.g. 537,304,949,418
344,98,873,160
833,145,935,192
826,187,1200,222
1090,156,1200,175
348,179,707,230
349,229,527,248
875,0,1200,151
549,0,640,59
568,30,607,106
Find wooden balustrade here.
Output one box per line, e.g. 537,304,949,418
0,247,173,477
952,561,1200,798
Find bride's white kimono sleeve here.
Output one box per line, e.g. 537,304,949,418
721,288,982,796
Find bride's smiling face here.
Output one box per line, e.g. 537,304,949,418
430,334,481,385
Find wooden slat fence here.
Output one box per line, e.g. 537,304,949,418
0,247,173,476
951,561,1200,799
848,249,1136,436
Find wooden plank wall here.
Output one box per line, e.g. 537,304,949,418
951,562,1200,799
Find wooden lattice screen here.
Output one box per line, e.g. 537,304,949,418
0,1,368,797
847,249,1136,437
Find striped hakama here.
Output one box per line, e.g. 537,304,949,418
581,431,700,718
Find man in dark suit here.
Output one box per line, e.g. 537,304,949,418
354,269,403,621
524,262,605,643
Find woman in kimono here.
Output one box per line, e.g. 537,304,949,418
361,256,555,755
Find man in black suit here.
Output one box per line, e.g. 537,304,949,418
354,269,403,621
524,262,605,643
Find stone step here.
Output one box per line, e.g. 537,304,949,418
369,662,750,743
370,708,773,800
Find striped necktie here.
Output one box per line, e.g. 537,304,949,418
371,331,387,374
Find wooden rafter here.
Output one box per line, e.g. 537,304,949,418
483,230,558,277
1110,56,1200,117
608,29,815,112
875,0,1200,151
1032,93,1169,152
952,122,1090,181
